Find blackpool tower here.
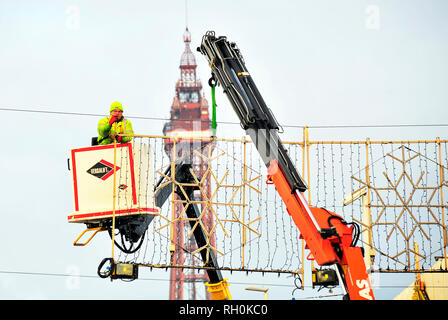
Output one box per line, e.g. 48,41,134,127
163,27,215,300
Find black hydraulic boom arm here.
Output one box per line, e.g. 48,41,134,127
197,31,307,194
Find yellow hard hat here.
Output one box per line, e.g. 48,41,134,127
110,101,124,112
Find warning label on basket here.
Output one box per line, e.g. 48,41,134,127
87,159,120,181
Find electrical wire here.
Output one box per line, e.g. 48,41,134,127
106,228,145,255
321,207,361,247
0,270,297,287
0,107,236,125
2,106,448,129
2,270,448,292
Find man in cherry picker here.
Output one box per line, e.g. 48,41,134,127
97,101,134,145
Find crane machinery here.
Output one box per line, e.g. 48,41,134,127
196,30,375,300
77,30,374,301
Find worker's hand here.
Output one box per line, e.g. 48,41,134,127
109,116,119,125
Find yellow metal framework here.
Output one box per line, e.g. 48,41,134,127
110,132,448,277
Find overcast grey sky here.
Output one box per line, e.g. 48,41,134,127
0,0,447,300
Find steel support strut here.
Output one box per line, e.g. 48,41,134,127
155,161,231,299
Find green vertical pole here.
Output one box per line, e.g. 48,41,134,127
211,84,217,137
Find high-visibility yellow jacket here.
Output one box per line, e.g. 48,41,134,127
97,116,134,145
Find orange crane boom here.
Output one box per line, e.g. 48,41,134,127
198,31,374,300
